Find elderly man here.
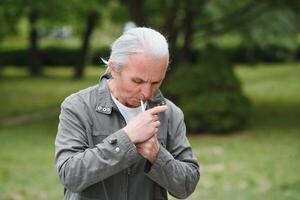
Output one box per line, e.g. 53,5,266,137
55,27,200,200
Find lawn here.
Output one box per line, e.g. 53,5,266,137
0,64,299,200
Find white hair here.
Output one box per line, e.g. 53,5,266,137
106,27,169,71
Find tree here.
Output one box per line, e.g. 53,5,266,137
0,0,71,76
118,0,299,133
73,10,99,79
26,0,72,76
120,0,147,26
71,0,108,79
118,0,299,67
0,0,23,42
27,9,42,76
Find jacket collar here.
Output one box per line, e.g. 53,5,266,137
95,72,166,114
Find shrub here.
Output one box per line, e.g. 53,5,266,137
0,49,28,66
163,44,252,133
41,47,78,66
0,46,111,67
0,44,298,68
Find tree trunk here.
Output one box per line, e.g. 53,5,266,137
162,0,181,69
180,0,196,63
180,0,208,64
73,11,98,79
122,0,147,26
28,10,42,76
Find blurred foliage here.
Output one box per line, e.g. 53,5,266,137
1,43,299,67
0,0,70,33
117,0,300,66
1,0,299,66
0,0,299,132
0,0,22,38
163,44,252,133
0,0,107,35
0,46,110,67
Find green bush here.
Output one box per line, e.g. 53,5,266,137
163,44,252,133
226,43,297,63
188,43,298,64
0,46,111,67
0,44,298,68
41,47,78,66
0,49,28,66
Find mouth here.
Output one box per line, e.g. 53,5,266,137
126,98,143,107
136,96,145,103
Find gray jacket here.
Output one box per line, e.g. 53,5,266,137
55,74,200,200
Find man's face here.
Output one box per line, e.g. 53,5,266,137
110,53,168,107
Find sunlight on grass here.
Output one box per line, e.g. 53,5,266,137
236,63,300,103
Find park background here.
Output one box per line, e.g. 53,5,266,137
0,0,299,199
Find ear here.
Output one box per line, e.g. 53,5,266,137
108,62,119,79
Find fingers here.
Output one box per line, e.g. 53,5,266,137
152,114,159,122
147,105,168,115
152,121,160,128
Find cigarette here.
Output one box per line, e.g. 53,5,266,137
140,100,145,112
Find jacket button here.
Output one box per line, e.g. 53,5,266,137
115,147,120,152
109,138,118,144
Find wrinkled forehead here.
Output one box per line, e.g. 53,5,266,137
122,54,168,77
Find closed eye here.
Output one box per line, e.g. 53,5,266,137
131,78,162,85
152,81,161,86
132,78,144,84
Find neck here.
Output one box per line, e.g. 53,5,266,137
108,79,130,107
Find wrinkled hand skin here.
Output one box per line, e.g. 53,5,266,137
136,134,160,163
123,105,167,163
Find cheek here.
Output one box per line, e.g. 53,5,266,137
120,79,140,95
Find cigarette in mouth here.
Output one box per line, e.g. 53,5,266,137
140,100,145,112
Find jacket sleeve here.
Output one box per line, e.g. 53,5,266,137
145,104,200,199
55,96,140,192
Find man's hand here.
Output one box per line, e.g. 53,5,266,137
123,105,167,144
136,134,160,163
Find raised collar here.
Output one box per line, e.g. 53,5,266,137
95,73,166,114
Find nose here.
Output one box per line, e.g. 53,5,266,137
141,83,152,100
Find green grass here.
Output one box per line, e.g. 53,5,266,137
0,64,300,200
0,66,104,118
0,119,63,199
